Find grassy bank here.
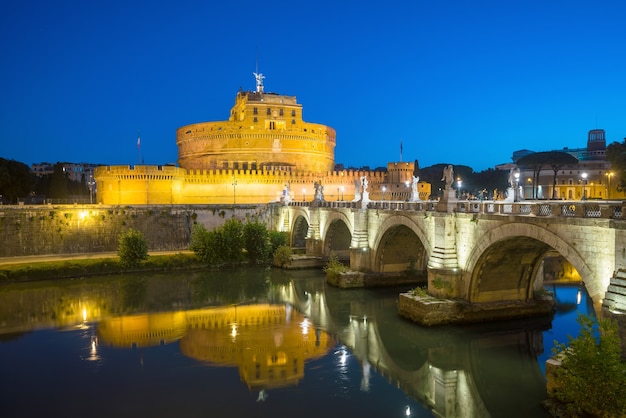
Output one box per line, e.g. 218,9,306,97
0,253,205,283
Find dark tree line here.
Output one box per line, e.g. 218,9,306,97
0,158,89,204
417,163,508,199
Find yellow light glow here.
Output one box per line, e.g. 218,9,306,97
78,210,88,221
82,308,87,322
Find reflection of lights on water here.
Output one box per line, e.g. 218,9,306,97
405,405,411,416
90,336,98,357
82,308,87,322
336,346,349,366
230,324,237,341
256,389,268,402
300,318,310,335
577,289,582,305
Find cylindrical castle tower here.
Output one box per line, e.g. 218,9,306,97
176,74,336,173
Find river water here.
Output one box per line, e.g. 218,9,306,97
0,268,594,418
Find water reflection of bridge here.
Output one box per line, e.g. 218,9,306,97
277,279,549,417
0,272,550,417
89,278,550,416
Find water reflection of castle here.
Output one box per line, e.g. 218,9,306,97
97,304,333,390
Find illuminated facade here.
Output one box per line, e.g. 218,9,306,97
94,74,430,205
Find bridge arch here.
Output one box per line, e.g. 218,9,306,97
289,208,310,248
464,222,596,307
371,215,431,274
320,211,353,260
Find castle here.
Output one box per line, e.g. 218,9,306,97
94,74,430,205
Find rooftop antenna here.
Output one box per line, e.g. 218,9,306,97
253,47,264,93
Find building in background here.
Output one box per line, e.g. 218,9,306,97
512,129,616,200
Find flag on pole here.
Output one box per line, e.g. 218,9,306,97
137,132,141,149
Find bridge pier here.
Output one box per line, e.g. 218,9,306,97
349,209,372,271
305,207,323,256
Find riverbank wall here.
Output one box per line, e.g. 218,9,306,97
0,204,275,257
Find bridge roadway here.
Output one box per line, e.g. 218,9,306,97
277,199,626,314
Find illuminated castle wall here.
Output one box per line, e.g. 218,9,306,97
94,74,430,205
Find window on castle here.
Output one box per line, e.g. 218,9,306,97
292,119,295,124
253,117,257,123
269,121,275,130
267,108,271,115
292,110,296,117
279,108,283,116
253,107,258,115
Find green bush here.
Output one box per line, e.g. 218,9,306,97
273,245,293,267
117,228,149,268
190,223,218,265
323,251,348,281
190,219,245,267
243,219,270,264
269,230,289,256
550,314,626,417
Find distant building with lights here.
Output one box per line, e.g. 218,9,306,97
512,129,616,200
94,74,430,205
31,161,99,183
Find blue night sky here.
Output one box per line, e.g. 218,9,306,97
1,0,625,172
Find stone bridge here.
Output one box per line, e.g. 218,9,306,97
276,199,626,315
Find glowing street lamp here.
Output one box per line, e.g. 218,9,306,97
581,172,588,200
341,185,344,201
382,185,386,202
457,178,462,199
302,188,306,202
87,175,95,204
514,171,520,202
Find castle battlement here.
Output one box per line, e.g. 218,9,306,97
94,75,427,205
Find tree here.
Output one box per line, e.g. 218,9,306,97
48,163,69,200
550,314,626,417
117,228,149,268
189,219,245,267
0,158,35,203
606,139,626,192
243,219,270,264
516,151,578,199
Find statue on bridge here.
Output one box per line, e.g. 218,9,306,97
312,180,325,206
410,175,420,201
442,165,454,190
352,178,361,202
282,182,291,205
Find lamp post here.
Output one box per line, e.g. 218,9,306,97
232,175,237,205
382,185,386,202
514,171,520,202
341,185,344,201
302,188,306,202
87,175,95,204
581,172,587,200
457,178,462,199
